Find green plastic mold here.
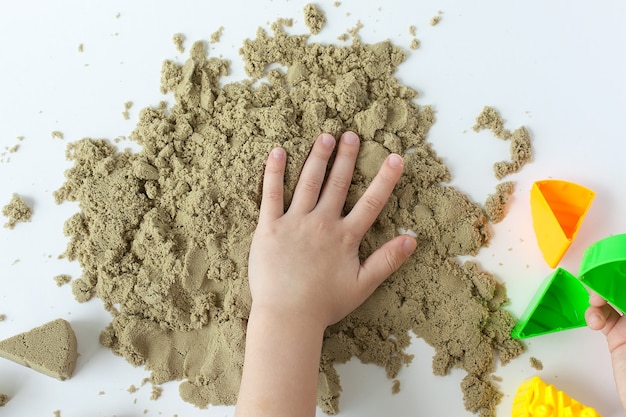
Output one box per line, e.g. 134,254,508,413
511,268,590,339
579,233,626,314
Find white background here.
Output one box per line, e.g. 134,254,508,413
0,1,624,416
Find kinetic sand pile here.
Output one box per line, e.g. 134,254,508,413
54,8,526,417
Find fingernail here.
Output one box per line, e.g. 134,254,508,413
403,236,417,255
587,313,602,329
271,148,285,159
342,131,359,144
321,134,335,148
388,154,403,168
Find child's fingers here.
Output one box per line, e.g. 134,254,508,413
258,147,287,223
589,292,609,307
587,300,626,354
290,133,336,213
586,303,622,337
586,305,610,331
317,131,360,214
344,153,404,237
357,235,417,297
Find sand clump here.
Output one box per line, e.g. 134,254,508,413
473,106,533,180
54,13,526,417
484,181,514,223
54,274,72,287
122,101,133,120
530,357,543,371
0,318,78,381
430,11,443,27
210,27,224,44
304,3,326,34
2,193,32,229
173,33,185,53
1,137,23,163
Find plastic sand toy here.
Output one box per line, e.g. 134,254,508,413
512,376,601,417
511,268,589,339
530,180,595,268
579,233,626,315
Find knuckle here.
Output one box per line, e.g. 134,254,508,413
341,229,361,247
302,177,322,193
378,168,396,185
312,145,332,160
339,145,359,159
329,176,351,193
265,155,285,175
384,249,402,273
263,190,283,202
361,194,384,213
314,220,332,234
266,162,283,174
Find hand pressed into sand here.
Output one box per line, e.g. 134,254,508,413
249,131,416,327
586,293,626,409
236,131,417,417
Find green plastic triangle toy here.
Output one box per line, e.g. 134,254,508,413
511,268,590,339
579,233,626,314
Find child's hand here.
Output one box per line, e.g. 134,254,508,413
248,131,417,329
238,132,415,417
586,293,626,408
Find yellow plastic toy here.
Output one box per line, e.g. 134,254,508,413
530,180,595,268
512,376,601,417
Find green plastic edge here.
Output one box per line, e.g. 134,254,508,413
579,233,626,314
511,268,590,339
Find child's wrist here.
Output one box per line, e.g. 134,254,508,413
248,303,327,338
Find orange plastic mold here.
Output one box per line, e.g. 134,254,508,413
530,180,595,268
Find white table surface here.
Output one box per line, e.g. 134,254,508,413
0,1,624,416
